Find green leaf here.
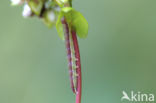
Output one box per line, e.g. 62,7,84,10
60,0,68,3
71,11,88,38
28,0,43,16
56,7,88,39
56,12,64,40
61,7,73,23
61,7,73,13
61,8,88,38
54,0,64,7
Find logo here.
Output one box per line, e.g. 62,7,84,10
121,91,154,102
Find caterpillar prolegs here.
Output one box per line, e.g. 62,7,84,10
62,18,82,102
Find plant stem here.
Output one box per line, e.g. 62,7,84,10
62,18,82,103
72,31,82,103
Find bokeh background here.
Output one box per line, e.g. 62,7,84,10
0,0,156,103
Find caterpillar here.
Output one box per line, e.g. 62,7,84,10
62,18,82,103
62,18,78,94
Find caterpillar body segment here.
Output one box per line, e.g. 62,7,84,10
62,18,78,94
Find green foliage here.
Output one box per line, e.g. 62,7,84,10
71,10,88,38
28,0,43,16
56,12,64,40
56,7,88,39
11,0,88,40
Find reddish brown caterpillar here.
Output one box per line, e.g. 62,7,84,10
62,19,78,94
62,18,82,103
62,19,82,103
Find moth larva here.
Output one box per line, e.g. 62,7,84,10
62,19,78,93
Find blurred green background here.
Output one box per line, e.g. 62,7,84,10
0,0,156,103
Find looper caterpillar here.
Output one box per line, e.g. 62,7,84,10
10,0,88,103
